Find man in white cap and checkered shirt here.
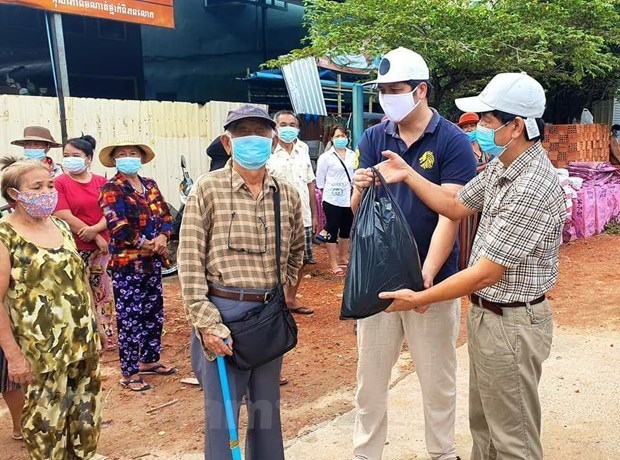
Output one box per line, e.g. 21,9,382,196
352,46,476,460
359,72,566,459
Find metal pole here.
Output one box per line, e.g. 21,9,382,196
337,74,342,117
45,12,70,143
352,83,364,149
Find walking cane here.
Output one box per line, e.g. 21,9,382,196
216,352,243,460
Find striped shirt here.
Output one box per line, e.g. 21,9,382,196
458,141,566,303
177,163,305,340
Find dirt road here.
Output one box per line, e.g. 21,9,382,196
1,234,618,459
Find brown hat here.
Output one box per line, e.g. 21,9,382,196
11,126,62,147
457,112,480,128
224,104,275,130
99,141,156,168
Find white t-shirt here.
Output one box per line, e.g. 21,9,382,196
267,139,315,227
315,147,355,208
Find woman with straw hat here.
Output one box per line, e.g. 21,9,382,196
99,142,176,392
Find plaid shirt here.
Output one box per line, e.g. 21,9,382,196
177,163,305,342
458,142,566,303
99,173,172,272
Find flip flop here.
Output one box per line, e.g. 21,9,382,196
279,376,289,386
119,377,151,392
139,364,178,376
11,434,23,441
332,267,345,277
288,305,314,315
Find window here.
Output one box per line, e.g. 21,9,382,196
97,19,126,41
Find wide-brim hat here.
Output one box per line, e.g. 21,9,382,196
11,126,62,147
99,142,156,167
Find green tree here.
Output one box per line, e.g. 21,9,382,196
266,0,620,122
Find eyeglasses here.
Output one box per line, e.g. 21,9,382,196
227,211,268,254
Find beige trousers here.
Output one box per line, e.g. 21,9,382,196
353,299,461,460
468,300,553,460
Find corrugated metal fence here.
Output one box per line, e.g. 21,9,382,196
0,95,266,208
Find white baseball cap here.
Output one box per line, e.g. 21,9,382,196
364,47,430,85
455,72,546,118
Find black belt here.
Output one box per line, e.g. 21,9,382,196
469,293,546,316
209,285,273,303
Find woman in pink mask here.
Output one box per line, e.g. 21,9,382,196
0,157,101,459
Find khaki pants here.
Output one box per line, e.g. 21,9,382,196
353,299,460,460
468,300,553,460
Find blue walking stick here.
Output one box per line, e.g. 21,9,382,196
216,345,243,460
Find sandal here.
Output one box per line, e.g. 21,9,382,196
288,305,314,315
119,377,151,392
332,267,345,277
11,433,23,441
279,375,289,386
138,363,178,376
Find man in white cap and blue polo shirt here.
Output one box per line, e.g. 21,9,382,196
362,72,565,459
351,46,476,460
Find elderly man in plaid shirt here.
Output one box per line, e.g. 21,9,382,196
178,104,304,460
355,73,566,460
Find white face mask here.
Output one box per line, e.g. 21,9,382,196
378,85,421,123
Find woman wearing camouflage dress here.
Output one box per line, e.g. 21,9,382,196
0,158,101,459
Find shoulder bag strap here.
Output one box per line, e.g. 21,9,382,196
272,178,282,286
333,151,352,185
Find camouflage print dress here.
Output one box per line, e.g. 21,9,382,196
0,217,101,460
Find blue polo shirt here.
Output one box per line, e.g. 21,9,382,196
357,110,476,283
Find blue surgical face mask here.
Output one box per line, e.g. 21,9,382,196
62,156,87,174
277,126,299,143
475,123,513,158
116,157,142,175
231,135,272,170
333,138,349,149
467,131,477,143
24,148,46,160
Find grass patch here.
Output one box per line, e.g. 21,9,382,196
604,218,620,235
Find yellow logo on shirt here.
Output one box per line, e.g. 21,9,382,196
354,148,360,169
419,151,435,169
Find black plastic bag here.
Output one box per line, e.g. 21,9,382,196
341,168,424,319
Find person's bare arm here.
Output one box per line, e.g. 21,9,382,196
0,243,32,385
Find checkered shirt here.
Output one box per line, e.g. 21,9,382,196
458,142,566,303
178,163,305,341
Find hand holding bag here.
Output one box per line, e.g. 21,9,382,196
341,168,424,319
223,179,298,370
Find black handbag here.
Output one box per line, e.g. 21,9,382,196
223,179,299,370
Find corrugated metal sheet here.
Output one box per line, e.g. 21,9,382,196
591,97,615,125
281,57,328,116
0,95,264,209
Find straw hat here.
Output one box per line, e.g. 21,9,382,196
11,126,62,147
99,141,156,167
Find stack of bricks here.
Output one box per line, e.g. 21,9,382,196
543,124,610,168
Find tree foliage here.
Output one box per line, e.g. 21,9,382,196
265,0,620,122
